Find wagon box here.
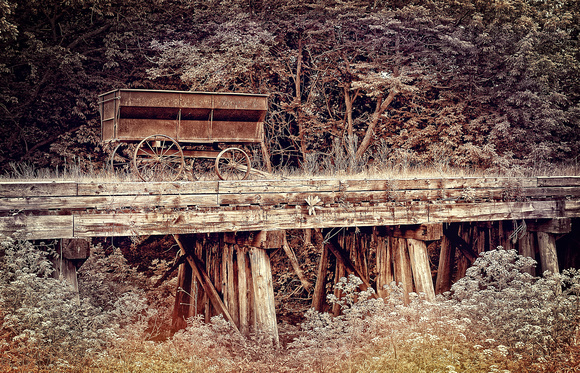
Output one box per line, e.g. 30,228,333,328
98,89,269,181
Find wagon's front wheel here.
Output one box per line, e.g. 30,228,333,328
133,134,184,182
215,147,251,180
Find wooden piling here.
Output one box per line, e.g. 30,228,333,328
392,237,414,303
375,230,393,298
407,238,435,301
435,233,454,294
248,246,279,346
537,232,559,274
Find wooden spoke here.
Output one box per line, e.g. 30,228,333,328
215,147,251,181
133,134,184,182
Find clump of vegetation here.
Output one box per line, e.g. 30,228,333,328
1,238,578,372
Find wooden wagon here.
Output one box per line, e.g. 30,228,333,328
98,89,269,181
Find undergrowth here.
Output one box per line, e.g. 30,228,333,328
0,239,578,372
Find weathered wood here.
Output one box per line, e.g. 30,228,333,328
312,234,329,312
537,231,559,274
236,246,252,336
518,232,537,276
444,224,478,263
51,256,80,304
526,218,572,234
537,176,580,187
60,238,90,260
375,231,393,298
386,224,443,241
407,238,435,301
282,233,312,291
248,246,279,346
435,234,453,294
0,177,579,240
332,259,346,316
222,243,239,327
327,237,376,296
392,237,414,304
0,215,73,240
173,234,240,333
172,258,193,331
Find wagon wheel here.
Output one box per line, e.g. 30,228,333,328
108,143,132,175
215,147,251,180
133,134,184,182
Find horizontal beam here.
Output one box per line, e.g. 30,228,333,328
1,200,575,240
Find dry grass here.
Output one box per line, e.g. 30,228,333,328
2,156,579,183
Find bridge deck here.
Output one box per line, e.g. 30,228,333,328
1,176,579,239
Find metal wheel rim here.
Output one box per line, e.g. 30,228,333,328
133,134,184,182
215,147,251,180
109,143,132,174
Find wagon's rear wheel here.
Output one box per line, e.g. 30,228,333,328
109,143,132,175
133,134,184,182
215,147,251,180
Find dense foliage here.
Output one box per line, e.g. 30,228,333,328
1,240,578,372
0,0,578,173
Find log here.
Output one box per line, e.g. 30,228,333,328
332,260,346,316
248,246,279,346
392,237,414,304
222,243,239,327
375,231,393,298
172,258,193,331
282,233,312,292
537,231,559,274
327,237,376,296
407,238,435,301
312,234,329,312
236,246,252,336
173,234,240,333
518,232,536,275
435,234,454,294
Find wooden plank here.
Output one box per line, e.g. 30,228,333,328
538,176,580,187
0,181,78,198
0,215,73,239
0,194,219,212
327,237,376,297
217,179,340,194
77,181,219,196
70,200,574,238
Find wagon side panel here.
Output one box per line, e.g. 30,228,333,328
117,90,180,140
209,94,267,143
99,91,119,142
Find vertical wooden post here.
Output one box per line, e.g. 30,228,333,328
407,238,435,301
236,245,253,336
375,231,393,298
222,243,239,327
392,237,413,304
537,232,559,274
332,260,345,316
435,234,454,294
518,232,536,275
248,246,279,346
312,238,329,312
455,224,471,282
172,258,193,331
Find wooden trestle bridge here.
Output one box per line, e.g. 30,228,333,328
1,176,579,344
